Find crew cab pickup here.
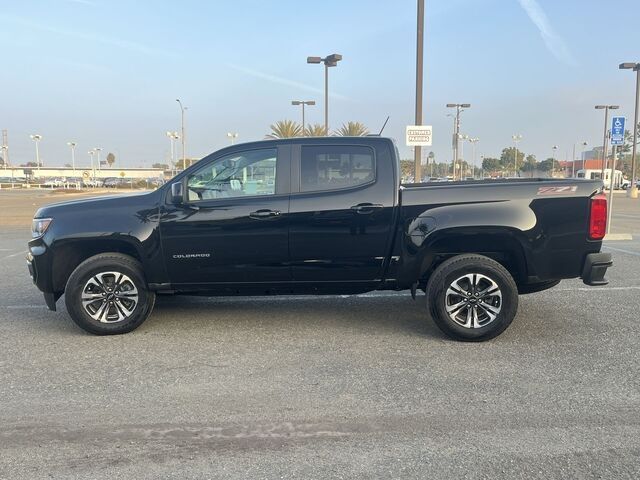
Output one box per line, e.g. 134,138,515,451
28,137,612,341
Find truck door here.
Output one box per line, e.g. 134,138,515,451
160,145,291,286
288,141,397,284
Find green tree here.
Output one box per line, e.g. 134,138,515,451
499,147,525,171
152,163,169,170
482,157,501,173
538,157,559,172
175,158,199,170
305,123,327,137
266,119,302,139
520,154,538,172
334,121,369,136
106,152,116,168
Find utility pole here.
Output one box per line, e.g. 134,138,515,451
607,145,617,233
446,104,471,181
1,130,8,168
619,63,640,198
176,99,187,168
512,134,522,177
595,105,619,180
414,0,425,182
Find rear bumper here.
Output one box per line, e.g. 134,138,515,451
581,252,612,286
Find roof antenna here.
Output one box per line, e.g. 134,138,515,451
378,116,390,136
368,116,390,136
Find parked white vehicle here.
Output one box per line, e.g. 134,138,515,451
576,169,625,190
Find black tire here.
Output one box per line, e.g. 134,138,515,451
64,253,155,335
426,254,518,342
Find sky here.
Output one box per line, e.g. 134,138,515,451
0,0,639,170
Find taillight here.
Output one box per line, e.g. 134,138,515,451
589,194,607,240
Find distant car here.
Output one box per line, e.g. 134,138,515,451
620,179,631,190
146,177,165,187
42,178,64,188
82,179,103,188
103,177,121,188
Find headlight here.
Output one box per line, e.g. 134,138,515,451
32,218,52,238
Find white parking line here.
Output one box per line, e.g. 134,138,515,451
5,305,47,309
602,245,640,257
0,251,26,260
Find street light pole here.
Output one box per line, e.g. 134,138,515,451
1,145,8,170
94,147,102,171
595,105,619,181
176,99,187,168
307,54,342,135
512,134,522,178
552,145,558,178
67,142,77,174
30,134,42,171
166,131,179,176
468,138,479,178
88,149,96,184
291,101,316,135
227,132,238,145
620,63,640,198
446,104,471,181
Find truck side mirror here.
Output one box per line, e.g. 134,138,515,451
170,182,184,204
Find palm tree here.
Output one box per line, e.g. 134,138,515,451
266,120,302,139
334,121,369,136
305,123,327,137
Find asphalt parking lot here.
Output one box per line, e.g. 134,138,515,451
1,189,639,479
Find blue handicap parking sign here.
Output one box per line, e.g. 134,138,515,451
611,116,626,146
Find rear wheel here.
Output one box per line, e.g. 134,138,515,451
426,254,518,341
64,253,155,335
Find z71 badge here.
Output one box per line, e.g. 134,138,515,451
537,186,578,195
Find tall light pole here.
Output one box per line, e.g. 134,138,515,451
227,132,238,145
595,105,619,180
94,147,102,171
468,137,479,178
551,145,558,178
446,104,471,181
306,53,342,136
166,131,179,175
176,99,187,168
512,134,522,178
30,134,42,171
620,63,640,198
581,141,588,171
291,100,315,135
88,149,96,183
1,144,7,170
67,142,77,173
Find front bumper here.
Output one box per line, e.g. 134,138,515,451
581,252,612,286
27,239,59,311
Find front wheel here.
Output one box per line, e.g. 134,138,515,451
426,254,518,341
64,253,155,335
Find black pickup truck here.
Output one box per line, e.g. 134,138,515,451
28,137,612,341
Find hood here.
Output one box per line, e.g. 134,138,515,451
34,191,158,219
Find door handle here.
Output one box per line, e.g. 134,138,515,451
249,209,281,219
350,203,384,214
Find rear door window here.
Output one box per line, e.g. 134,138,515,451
300,145,375,192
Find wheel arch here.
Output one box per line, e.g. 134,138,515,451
404,227,530,288
51,238,145,294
